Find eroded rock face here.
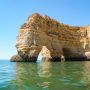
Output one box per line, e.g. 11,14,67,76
11,13,90,61
37,46,52,61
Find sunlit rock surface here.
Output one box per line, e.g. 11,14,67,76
11,13,90,62
37,46,52,61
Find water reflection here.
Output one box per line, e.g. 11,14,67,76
8,61,90,90
11,61,53,90
11,62,38,90
37,61,51,78
59,61,66,76
80,62,90,89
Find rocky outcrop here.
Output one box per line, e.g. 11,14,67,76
11,54,23,62
11,13,90,62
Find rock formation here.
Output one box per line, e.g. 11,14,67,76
11,13,90,62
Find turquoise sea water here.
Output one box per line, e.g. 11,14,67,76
0,60,90,90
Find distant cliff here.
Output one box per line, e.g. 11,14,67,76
11,13,90,62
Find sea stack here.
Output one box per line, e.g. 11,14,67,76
11,13,90,62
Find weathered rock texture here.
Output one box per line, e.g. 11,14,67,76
11,13,90,62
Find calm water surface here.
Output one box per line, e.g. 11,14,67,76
0,60,90,90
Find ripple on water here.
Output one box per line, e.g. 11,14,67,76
0,61,90,90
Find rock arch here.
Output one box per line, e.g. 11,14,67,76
11,13,90,61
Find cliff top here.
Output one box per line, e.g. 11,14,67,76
20,13,84,30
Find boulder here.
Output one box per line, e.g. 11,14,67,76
10,54,23,62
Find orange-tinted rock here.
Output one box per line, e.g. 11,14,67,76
11,13,90,62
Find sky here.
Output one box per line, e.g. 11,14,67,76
0,0,90,59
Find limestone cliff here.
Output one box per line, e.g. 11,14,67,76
11,13,90,62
